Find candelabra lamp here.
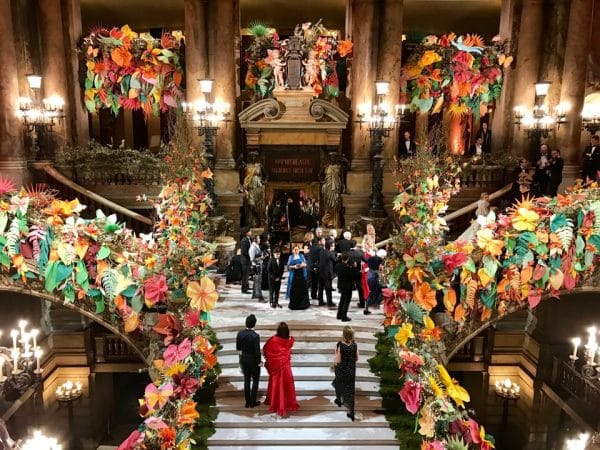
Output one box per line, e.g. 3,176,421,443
569,326,600,381
21,430,62,450
182,79,231,215
582,103,600,135
56,380,83,450
494,377,520,442
17,74,64,159
513,81,569,140
356,80,407,217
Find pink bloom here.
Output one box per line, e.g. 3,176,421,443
143,274,168,306
184,310,201,328
144,416,168,430
442,252,468,273
163,338,192,366
117,429,142,450
173,375,199,397
399,380,422,414
422,442,445,450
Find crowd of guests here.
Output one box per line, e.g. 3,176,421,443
236,315,358,421
227,224,387,322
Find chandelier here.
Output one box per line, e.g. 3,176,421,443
514,81,569,139
582,103,600,135
356,80,407,137
17,75,64,133
569,325,600,380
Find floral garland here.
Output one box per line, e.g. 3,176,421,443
82,25,184,118
0,165,218,449
401,33,512,118
383,150,600,448
244,21,352,99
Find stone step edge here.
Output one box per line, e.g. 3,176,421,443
208,439,399,446
218,361,371,369
218,349,376,356
219,375,377,383
214,421,389,429
213,323,380,333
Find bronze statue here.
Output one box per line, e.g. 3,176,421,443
320,152,346,229
238,151,266,228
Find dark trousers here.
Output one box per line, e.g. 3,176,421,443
318,275,333,305
252,264,264,299
269,278,281,305
241,257,250,292
337,288,352,319
548,179,561,197
352,271,365,307
240,359,260,406
310,269,319,299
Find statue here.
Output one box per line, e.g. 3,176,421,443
267,49,286,88
238,151,266,228
320,152,347,229
285,35,304,90
303,50,319,88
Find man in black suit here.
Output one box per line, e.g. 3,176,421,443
240,228,253,294
267,247,284,308
236,314,261,408
399,130,417,158
547,149,564,197
335,231,356,254
335,252,355,322
582,134,600,183
348,244,366,308
308,236,325,300
476,122,492,153
317,239,337,307
467,137,485,157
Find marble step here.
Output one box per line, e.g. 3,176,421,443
217,329,377,344
219,341,376,356
216,380,381,397
208,427,398,446
208,447,398,450
215,394,384,412
214,409,388,428
220,366,376,382
217,353,371,369
213,321,379,334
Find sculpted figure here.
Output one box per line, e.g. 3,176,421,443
303,50,320,88
268,49,286,88
240,152,267,228
320,152,347,229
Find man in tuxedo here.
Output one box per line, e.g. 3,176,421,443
476,122,492,153
582,135,600,183
547,149,564,197
308,236,325,300
317,239,337,307
467,137,484,157
335,231,355,254
240,228,253,294
399,131,417,158
267,247,284,308
348,244,366,308
534,144,551,195
236,314,261,408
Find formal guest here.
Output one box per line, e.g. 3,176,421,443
364,249,386,315
362,224,377,254
263,322,299,417
467,136,484,157
456,192,490,242
240,228,253,294
547,149,564,197
348,244,366,308
313,227,324,244
582,134,600,183
303,231,314,249
308,236,325,300
286,245,310,310
249,236,265,302
236,314,261,408
476,122,492,153
399,130,417,158
336,231,355,254
335,253,355,322
362,224,377,301
260,239,271,291
226,249,244,284
509,159,532,203
268,247,284,309
317,240,337,307
329,228,338,242
534,144,551,195
332,326,359,421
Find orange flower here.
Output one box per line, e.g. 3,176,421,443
111,46,133,67
186,276,218,311
177,400,200,425
414,283,437,311
159,427,176,450
462,33,485,47
337,39,353,57
418,50,442,67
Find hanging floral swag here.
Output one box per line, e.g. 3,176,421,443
244,21,353,99
81,25,184,118
401,33,512,118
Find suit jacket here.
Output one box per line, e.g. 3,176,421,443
582,145,600,181
335,239,355,254
240,236,251,261
399,139,417,157
476,129,492,153
335,261,355,291
467,143,485,156
236,328,261,366
317,249,337,279
267,257,284,281
548,157,564,184
308,243,323,270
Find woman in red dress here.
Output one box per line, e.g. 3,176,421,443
263,322,299,417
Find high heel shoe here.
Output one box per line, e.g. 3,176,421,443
347,412,355,421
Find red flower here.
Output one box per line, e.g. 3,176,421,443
399,380,422,414
452,51,474,68
173,375,199,397
442,253,468,273
184,309,201,328
159,427,176,450
117,430,142,450
152,313,181,345
143,274,168,306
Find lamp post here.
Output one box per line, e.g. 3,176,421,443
356,80,407,217
182,79,230,215
514,81,569,140
494,377,520,444
17,74,64,159
55,380,83,450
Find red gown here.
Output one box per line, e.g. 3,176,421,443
263,335,299,416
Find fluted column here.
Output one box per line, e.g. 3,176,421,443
0,1,28,185
558,0,595,185
184,0,209,103
509,0,544,157
39,0,72,150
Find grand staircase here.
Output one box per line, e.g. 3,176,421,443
208,281,399,450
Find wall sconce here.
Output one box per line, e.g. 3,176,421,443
513,81,569,139
582,103,600,135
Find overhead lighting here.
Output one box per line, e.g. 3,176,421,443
375,80,390,96
26,74,42,90
534,81,551,97
199,79,213,95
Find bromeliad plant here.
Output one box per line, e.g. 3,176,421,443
81,25,184,118
401,33,511,118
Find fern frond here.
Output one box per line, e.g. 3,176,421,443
6,218,21,257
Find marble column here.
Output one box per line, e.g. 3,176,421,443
184,0,209,103
62,0,90,148
0,1,28,185
38,0,72,151
509,0,544,158
558,0,595,187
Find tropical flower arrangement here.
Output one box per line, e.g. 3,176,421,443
401,33,512,118
243,20,352,99
0,146,219,449
81,25,184,117
383,148,600,447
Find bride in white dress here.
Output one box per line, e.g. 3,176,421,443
456,192,493,242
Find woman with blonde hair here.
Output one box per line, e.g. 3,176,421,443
332,326,358,421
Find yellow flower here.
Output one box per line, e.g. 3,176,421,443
395,323,414,347
407,266,425,284
476,228,505,256
437,364,470,408
428,375,444,398
511,206,540,231
418,50,442,67
418,406,435,437
477,267,493,287
186,276,218,311
164,361,186,378
480,425,495,449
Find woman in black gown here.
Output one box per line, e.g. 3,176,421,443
286,245,310,310
332,326,358,421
